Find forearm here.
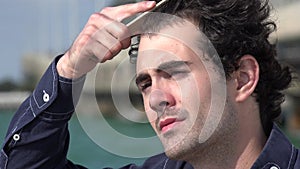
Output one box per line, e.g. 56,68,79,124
0,55,85,169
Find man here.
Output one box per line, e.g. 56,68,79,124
0,0,297,169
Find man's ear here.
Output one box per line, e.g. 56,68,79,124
235,55,259,102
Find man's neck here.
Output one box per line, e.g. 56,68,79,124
234,123,267,169
187,116,267,169
188,131,266,169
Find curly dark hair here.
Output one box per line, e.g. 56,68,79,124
129,0,292,135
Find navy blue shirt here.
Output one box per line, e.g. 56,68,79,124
1,56,300,169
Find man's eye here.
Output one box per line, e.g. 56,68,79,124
138,81,152,91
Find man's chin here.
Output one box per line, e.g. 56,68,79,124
161,138,189,160
160,139,182,159
161,133,203,161
164,146,189,161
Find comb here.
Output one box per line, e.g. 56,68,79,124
126,0,169,30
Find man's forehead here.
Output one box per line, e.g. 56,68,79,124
136,40,200,71
135,19,213,72
136,49,187,73
141,20,201,48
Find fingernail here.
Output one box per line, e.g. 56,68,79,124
146,1,155,7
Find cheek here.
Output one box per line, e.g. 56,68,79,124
180,75,212,117
179,77,200,107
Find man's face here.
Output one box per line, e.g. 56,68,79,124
136,33,208,149
135,22,238,160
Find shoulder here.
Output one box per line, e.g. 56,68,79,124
252,124,300,168
293,147,300,168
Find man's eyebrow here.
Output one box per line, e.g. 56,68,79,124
157,60,192,71
135,61,192,85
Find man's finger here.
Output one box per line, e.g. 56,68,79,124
100,1,156,22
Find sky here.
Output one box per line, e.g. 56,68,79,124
0,0,114,82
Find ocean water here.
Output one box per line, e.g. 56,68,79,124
0,110,164,168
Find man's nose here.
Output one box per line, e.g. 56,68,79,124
149,89,175,116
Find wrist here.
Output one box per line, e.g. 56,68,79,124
57,53,82,79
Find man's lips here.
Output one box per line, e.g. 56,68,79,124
159,118,178,132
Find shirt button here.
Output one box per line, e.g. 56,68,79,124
43,90,50,102
13,134,20,141
270,166,279,169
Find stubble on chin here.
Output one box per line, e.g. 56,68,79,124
161,114,206,160
162,101,238,163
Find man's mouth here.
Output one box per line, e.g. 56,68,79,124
159,118,178,133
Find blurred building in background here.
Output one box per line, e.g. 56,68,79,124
271,0,300,133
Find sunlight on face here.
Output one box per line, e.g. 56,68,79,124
136,20,228,159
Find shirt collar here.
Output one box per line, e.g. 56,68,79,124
251,124,297,169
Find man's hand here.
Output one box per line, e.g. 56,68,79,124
57,1,156,79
